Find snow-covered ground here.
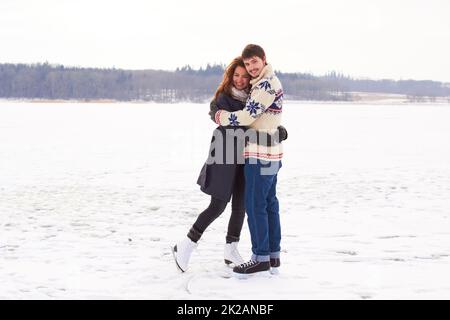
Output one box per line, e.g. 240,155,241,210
1,101,450,299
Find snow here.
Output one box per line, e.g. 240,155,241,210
1,101,450,299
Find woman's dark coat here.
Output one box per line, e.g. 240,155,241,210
197,93,246,202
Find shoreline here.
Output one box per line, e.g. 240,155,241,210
0,95,449,106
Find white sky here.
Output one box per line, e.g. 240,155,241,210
1,0,449,82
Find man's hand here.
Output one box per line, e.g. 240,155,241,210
253,125,288,147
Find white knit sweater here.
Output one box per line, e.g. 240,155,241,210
215,64,283,161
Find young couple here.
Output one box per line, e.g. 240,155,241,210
172,44,285,276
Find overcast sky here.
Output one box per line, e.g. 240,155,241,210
1,0,449,82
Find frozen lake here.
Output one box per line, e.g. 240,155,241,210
1,101,450,299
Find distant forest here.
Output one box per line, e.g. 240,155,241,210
1,62,449,102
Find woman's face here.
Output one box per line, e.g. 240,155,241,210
233,66,250,90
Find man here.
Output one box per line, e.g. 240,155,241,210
215,44,284,275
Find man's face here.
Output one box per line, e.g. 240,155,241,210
243,56,266,78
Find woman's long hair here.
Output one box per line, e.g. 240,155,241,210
214,57,248,100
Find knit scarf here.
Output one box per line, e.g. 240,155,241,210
230,87,249,102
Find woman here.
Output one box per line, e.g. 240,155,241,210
172,57,286,272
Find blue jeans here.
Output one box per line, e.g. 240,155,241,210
244,158,282,262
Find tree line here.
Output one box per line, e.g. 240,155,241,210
1,63,449,102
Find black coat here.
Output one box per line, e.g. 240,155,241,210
197,93,246,202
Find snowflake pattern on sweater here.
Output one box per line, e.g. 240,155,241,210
258,80,272,91
228,113,240,126
216,70,281,127
215,64,284,161
246,100,261,117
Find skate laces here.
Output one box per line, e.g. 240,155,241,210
241,260,257,268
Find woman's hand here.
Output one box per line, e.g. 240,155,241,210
209,99,219,123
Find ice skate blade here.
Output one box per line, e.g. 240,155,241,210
224,259,244,268
171,245,186,273
233,270,272,279
270,267,280,275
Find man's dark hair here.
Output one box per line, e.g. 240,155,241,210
242,44,266,61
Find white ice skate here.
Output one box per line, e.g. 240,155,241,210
171,237,197,272
224,242,245,267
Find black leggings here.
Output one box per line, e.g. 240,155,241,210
188,172,245,243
